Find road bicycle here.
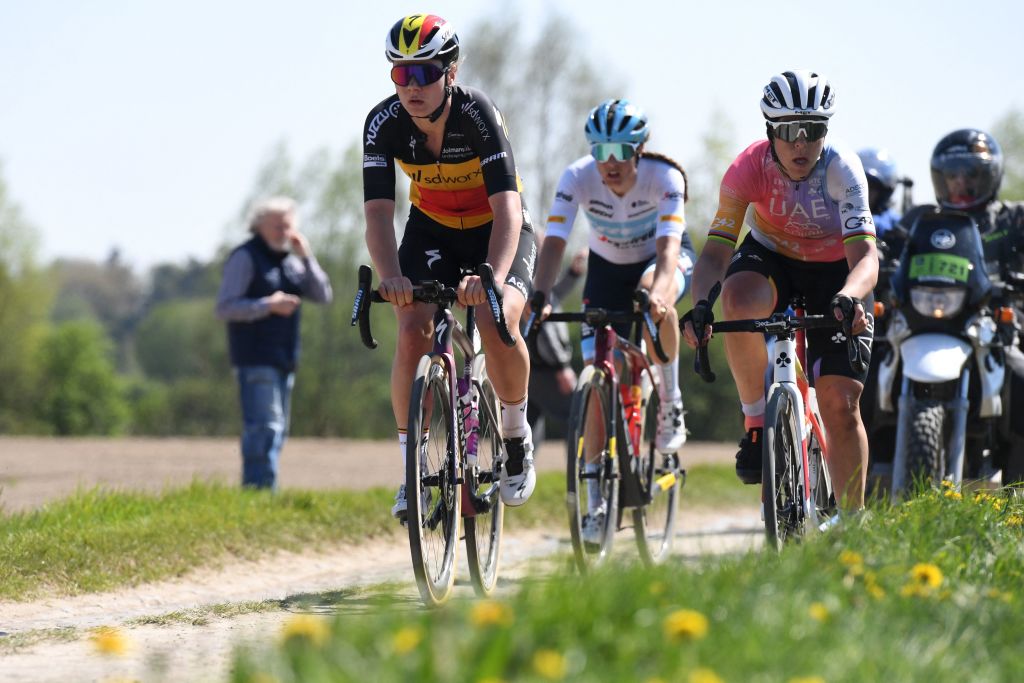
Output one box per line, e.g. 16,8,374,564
527,289,684,572
352,263,515,606
691,282,860,550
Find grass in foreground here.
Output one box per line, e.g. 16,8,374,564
232,484,1024,683
0,464,745,601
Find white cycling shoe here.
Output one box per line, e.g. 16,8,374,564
500,426,536,507
391,483,431,523
581,505,607,546
655,397,687,454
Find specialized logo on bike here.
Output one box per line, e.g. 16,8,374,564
776,352,792,367
930,229,957,249
425,249,442,268
435,319,448,344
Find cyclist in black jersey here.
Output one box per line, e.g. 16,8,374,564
363,14,537,517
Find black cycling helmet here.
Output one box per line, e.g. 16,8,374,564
930,129,1003,211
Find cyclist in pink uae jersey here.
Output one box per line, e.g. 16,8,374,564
682,70,878,514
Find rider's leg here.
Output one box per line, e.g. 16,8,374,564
639,264,687,452
721,271,776,418
815,375,868,511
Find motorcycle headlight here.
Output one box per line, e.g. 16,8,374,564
909,286,967,318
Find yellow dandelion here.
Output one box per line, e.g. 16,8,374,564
993,498,1007,512
838,550,863,567
249,675,280,683
476,678,506,683
532,649,566,680
90,627,130,656
392,625,424,655
689,669,725,683
973,492,993,504
866,582,886,600
1005,514,1023,528
644,678,668,683
469,600,513,627
808,602,830,623
789,677,826,683
943,489,962,501
909,563,944,589
941,479,954,488
280,614,330,647
663,609,709,641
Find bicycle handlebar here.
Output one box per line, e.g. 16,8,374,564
350,264,517,350
526,289,670,363
688,280,864,383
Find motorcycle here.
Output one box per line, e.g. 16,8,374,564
876,210,1022,495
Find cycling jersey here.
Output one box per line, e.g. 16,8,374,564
545,156,694,265
707,139,874,262
363,85,522,230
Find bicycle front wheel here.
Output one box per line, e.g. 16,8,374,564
406,355,460,606
464,357,504,596
763,388,802,551
567,365,618,573
633,385,682,565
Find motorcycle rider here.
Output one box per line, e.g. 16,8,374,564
889,129,1024,484
858,148,902,239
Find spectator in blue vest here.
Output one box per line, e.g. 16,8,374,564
216,197,333,489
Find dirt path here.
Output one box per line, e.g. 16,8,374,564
0,437,752,682
0,507,762,683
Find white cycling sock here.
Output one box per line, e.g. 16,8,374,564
500,396,529,439
741,398,766,418
657,357,682,402
585,462,602,512
398,430,408,473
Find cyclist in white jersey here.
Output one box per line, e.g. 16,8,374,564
533,100,696,540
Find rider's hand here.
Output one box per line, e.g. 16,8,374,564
266,290,301,316
831,293,867,335
648,290,674,324
458,274,487,307
680,299,713,348
379,276,415,307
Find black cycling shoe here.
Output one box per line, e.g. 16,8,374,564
735,427,763,485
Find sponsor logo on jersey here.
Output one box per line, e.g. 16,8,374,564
597,228,656,248
480,151,508,166
460,101,492,141
844,215,874,231
365,100,402,147
555,191,574,203
363,153,387,168
711,217,736,230
663,191,685,201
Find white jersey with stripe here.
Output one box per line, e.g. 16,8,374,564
545,155,688,265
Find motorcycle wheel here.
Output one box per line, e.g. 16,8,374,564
905,399,946,490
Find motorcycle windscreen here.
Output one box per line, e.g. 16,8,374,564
899,333,973,383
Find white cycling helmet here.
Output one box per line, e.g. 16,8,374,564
760,70,835,120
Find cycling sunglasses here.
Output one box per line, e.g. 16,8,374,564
390,63,447,87
767,119,829,143
591,142,639,163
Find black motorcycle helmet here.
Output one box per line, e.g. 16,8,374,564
930,129,1003,211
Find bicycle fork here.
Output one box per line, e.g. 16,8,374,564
766,336,813,520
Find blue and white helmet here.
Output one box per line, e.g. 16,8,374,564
760,70,835,120
857,148,899,192
584,99,650,145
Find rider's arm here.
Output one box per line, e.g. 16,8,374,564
650,164,686,301
840,238,880,300
534,162,582,295
830,146,879,300
690,189,750,303
533,234,568,296
485,190,523,284
365,198,413,306
651,235,681,301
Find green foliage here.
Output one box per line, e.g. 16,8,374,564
134,298,229,383
33,320,128,435
992,107,1024,201
233,487,1024,683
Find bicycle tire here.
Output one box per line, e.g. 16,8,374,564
464,357,504,596
763,388,802,551
807,428,837,526
566,365,618,573
406,354,460,606
633,379,681,565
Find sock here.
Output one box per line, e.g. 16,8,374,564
657,357,682,403
398,430,408,472
585,462,602,512
500,396,529,439
741,399,765,431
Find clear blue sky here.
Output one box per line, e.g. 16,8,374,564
2,0,1021,270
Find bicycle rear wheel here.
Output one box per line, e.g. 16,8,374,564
808,428,836,527
406,355,460,606
633,380,682,565
567,365,618,573
464,357,504,596
763,388,803,551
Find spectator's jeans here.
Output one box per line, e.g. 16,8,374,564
236,365,294,489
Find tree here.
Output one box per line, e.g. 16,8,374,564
992,108,1024,201
0,167,53,432
34,320,128,435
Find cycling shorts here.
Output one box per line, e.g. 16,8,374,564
398,205,537,301
724,234,873,382
580,248,695,360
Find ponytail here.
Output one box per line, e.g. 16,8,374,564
639,151,688,202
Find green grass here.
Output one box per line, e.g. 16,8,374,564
0,465,743,601
231,485,1024,683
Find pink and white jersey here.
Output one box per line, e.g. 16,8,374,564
706,139,874,262
545,156,691,265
